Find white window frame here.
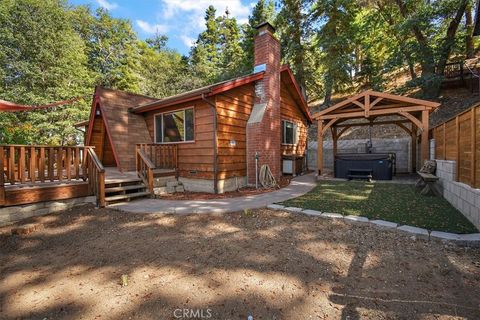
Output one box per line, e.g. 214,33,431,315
154,106,195,144
282,119,298,145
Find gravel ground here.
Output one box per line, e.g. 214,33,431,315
1,206,479,320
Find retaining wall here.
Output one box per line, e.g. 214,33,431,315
0,196,96,227
436,160,480,230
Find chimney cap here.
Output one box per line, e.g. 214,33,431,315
255,21,275,33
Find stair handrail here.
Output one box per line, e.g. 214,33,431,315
86,147,106,207
136,147,154,194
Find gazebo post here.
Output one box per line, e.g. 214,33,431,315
411,125,417,172
421,110,429,164
317,120,324,175
331,126,338,159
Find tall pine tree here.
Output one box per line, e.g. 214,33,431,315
241,0,276,71
190,6,246,83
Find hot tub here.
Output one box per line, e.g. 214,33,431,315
334,153,395,180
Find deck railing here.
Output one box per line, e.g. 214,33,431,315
136,148,154,194
0,145,88,185
86,147,105,207
0,145,106,207
136,144,178,170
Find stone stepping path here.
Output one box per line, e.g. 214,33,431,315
267,204,480,247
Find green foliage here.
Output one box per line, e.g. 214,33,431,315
242,0,276,71
276,0,312,91
138,41,203,98
190,6,247,83
0,0,92,145
0,0,202,145
73,7,142,92
0,0,475,145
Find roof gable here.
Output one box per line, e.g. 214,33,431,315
86,87,157,170
280,65,312,123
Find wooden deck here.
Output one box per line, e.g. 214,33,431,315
1,144,178,208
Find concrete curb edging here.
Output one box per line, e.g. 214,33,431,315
266,204,480,247
0,196,96,227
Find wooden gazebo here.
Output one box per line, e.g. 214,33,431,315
313,90,441,174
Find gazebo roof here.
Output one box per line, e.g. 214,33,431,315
313,90,440,122
313,90,441,175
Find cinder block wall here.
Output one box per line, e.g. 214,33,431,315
307,138,411,173
436,160,480,230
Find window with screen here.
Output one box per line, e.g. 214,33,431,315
154,108,194,143
282,120,297,145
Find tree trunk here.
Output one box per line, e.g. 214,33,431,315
466,3,474,59
395,0,467,98
323,74,333,106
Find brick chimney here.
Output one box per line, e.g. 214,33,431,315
246,22,281,185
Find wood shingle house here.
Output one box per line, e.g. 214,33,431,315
81,22,312,197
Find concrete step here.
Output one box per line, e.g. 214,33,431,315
105,184,146,194
105,191,151,203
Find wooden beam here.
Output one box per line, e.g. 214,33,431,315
367,90,441,108
318,105,428,120
322,118,338,135
313,91,368,118
370,97,383,108
352,100,365,110
336,119,410,128
364,93,370,117
395,122,411,135
338,125,352,139
317,120,324,175
411,125,417,172
421,110,429,164
331,127,338,159
399,111,424,131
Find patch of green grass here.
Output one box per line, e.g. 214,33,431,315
281,180,478,234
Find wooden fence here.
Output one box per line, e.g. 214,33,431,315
431,104,480,188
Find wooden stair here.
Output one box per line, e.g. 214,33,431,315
104,178,150,205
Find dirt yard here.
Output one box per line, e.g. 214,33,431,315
1,206,479,320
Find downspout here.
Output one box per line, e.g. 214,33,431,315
201,93,218,194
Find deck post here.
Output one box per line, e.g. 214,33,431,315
411,125,417,173
421,110,429,165
317,120,324,175
332,126,338,159
98,170,106,208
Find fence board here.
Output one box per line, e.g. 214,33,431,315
431,104,480,188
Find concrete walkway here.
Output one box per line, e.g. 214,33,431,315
111,173,317,215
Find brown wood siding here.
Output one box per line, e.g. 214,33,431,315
144,100,215,180
89,116,115,166
280,85,308,155
216,84,255,179
431,104,479,188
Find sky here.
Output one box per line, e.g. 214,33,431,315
69,0,257,55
